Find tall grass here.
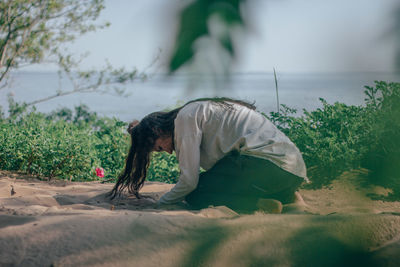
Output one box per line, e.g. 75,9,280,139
273,68,279,114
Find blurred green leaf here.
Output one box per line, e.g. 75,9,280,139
169,0,245,72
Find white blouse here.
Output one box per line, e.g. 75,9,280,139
158,101,308,205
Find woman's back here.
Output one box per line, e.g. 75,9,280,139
174,101,307,179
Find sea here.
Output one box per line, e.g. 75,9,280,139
1,71,399,122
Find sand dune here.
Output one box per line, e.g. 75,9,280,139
1,170,400,266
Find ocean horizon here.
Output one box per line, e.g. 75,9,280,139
1,71,399,122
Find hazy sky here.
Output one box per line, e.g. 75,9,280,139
59,0,399,73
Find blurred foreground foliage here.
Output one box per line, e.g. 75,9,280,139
268,81,400,199
169,0,245,73
0,81,399,199
0,101,179,183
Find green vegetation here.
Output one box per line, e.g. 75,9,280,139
0,100,179,183
0,0,145,105
169,0,245,72
0,0,107,83
268,81,400,199
0,81,399,199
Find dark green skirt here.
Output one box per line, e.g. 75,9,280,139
185,151,304,213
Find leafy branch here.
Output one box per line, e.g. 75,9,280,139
0,0,108,86
24,49,160,106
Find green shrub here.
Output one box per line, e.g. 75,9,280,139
361,81,400,198
147,152,179,184
0,111,96,180
0,102,180,183
268,100,368,186
267,81,400,198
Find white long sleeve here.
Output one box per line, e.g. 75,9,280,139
158,107,203,205
158,133,201,204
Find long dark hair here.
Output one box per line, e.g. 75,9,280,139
109,97,256,199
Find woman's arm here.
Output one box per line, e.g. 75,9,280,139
158,132,202,205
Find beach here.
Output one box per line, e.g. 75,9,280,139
1,169,400,266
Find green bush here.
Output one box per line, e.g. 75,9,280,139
361,81,400,198
0,111,96,180
268,100,368,186
0,102,179,183
147,152,179,184
267,81,400,198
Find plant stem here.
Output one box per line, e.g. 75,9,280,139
273,68,279,114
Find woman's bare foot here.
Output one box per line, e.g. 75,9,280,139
282,191,311,214
257,198,283,214
294,191,306,205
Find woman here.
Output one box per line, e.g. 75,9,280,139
110,98,308,213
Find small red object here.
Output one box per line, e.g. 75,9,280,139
95,167,104,178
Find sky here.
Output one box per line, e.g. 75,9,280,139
42,0,400,73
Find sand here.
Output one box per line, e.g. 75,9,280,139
1,169,400,267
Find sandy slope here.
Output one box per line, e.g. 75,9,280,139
1,170,400,267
